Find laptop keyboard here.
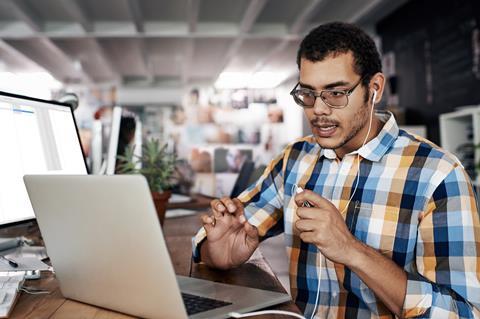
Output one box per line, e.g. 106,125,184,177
182,292,232,315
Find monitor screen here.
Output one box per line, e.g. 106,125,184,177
0,91,88,226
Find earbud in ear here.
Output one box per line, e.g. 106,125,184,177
371,90,378,104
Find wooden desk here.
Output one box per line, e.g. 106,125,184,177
166,193,213,211
6,215,300,318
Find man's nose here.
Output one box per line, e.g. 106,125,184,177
313,97,332,116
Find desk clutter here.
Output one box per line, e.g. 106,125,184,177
0,237,52,317
0,274,25,318
0,256,49,272
0,238,49,272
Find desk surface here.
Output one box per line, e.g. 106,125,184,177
4,214,300,318
166,193,213,211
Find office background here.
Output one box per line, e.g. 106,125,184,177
0,0,479,292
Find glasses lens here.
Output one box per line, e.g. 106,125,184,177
321,90,348,108
293,90,315,107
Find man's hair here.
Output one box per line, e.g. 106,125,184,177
296,22,382,89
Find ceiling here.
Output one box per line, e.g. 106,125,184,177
0,0,409,88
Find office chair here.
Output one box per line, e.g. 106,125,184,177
230,160,255,198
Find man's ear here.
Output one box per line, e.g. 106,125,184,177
369,73,385,104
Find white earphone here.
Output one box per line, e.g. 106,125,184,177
371,89,378,105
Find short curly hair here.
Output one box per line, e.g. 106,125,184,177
297,22,382,90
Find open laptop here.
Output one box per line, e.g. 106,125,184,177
23,175,290,319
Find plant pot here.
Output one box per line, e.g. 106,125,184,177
151,190,172,226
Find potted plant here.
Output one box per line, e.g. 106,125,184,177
116,138,177,226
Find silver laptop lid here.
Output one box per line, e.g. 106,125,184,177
24,175,188,319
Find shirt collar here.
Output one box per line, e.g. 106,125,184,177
319,111,398,162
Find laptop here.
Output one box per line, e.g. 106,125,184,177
23,175,290,319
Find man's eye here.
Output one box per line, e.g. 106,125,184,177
329,91,346,97
300,90,314,96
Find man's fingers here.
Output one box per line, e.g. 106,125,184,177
220,197,238,214
296,207,323,220
295,219,315,231
201,214,214,233
232,198,246,222
244,222,258,239
201,214,214,224
210,199,225,218
294,189,334,209
299,231,315,244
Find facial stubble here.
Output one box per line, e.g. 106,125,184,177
313,103,370,151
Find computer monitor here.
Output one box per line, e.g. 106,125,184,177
0,91,88,226
105,106,122,175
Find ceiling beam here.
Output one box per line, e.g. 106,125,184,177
7,0,92,84
39,38,93,83
182,0,201,84
239,0,268,33
59,0,94,33
212,0,269,81
89,40,121,83
348,0,384,23
187,0,200,33
289,0,325,35
126,0,144,33
125,0,153,83
182,40,194,84
0,39,47,73
0,23,301,40
252,0,326,74
2,38,81,83
137,39,154,82
8,0,43,32
58,0,120,82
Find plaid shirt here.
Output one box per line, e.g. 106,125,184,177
193,112,480,318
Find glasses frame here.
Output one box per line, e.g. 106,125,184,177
289,77,364,109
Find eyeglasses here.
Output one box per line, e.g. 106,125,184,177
289,77,363,109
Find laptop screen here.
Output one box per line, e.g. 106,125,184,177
0,91,88,226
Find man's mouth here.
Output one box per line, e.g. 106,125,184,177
312,123,339,137
317,125,337,131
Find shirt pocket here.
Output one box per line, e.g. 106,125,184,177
353,203,399,256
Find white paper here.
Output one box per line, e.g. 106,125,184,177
165,209,198,218
169,194,192,204
0,257,49,272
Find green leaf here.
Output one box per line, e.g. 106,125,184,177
117,138,177,193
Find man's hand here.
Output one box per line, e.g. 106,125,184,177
200,197,259,270
294,189,359,265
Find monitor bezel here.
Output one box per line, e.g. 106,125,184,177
0,90,89,228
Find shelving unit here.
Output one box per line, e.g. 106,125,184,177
439,106,480,182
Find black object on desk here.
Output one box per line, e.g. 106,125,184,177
0,255,18,268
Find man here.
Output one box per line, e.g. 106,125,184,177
192,22,480,318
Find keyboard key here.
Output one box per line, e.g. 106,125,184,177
182,292,232,315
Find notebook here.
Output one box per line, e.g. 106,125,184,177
0,274,25,318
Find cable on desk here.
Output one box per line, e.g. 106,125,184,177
19,286,50,295
189,257,193,277
228,310,306,318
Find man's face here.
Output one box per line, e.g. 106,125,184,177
299,52,371,158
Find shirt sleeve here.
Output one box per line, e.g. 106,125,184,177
191,149,286,263
403,166,480,318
